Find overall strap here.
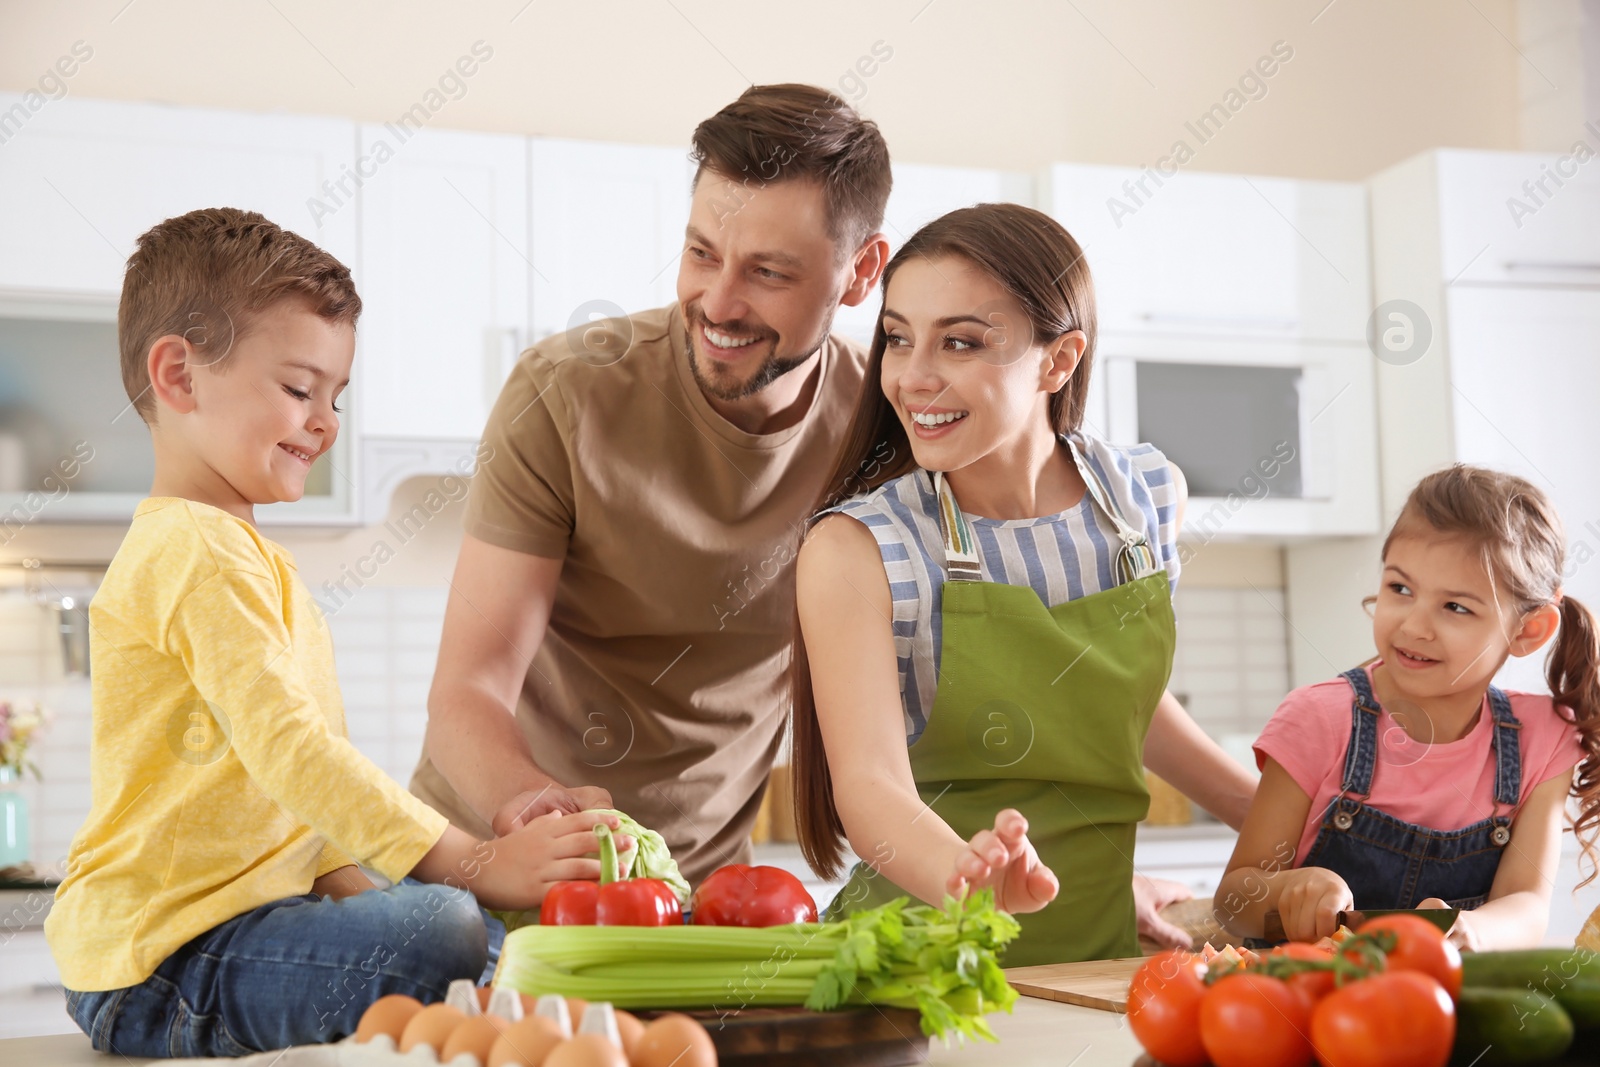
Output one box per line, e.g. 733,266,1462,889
1337,667,1383,799
1487,685,1523,808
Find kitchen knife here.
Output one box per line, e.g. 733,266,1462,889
1260,907,1459,944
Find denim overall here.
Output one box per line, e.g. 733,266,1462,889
1301,666,1520,909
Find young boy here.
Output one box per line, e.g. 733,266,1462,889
44,208,619,1058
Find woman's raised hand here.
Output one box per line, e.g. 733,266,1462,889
946,808,1059,914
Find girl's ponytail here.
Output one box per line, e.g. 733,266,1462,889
1549,595,1600,887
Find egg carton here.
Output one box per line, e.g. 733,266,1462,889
141,982,653,1067
339,979,626,1067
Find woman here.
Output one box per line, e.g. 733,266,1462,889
790,203,1252,965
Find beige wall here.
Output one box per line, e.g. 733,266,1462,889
1,0,1521,180
0,0,1528,588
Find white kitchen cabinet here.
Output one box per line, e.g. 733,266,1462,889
354,124,529,441
1040,163,1370,343
831,162,1034,344
0,96,359,525
528,138,695,343
0,95,357,300
1435,148,1600,286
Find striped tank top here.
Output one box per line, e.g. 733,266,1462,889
821,433,1182,744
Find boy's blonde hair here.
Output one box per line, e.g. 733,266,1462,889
118,207,361,424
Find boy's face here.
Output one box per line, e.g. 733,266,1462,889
179,300,353,506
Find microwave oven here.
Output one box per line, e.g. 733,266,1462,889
1089,334,1379,539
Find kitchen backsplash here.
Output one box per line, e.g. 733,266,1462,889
4,581,1289,875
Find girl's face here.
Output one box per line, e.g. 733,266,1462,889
878,255,1080,472
1374,530,1555,702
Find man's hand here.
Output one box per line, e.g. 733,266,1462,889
491,783,615,836
1134,874,1195,950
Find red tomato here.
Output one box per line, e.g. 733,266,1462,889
1270,942,1337,1007
1126,951,1209,1067
690,865,819,927
1310,970,1455,1067
1199,973,1313,1067
1355,914,1463,998
540,881,598,925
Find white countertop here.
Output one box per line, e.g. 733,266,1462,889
0,995,1145,1066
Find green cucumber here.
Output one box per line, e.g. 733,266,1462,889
1462,949,1600,1027
1452,988,1573,1066
1463,949,1600,988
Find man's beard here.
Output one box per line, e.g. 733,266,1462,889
682,304,836,403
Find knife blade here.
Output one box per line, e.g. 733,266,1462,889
1260,907,1459,944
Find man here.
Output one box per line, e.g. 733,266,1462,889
411,84,1253,953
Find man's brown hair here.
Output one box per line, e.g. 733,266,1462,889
118,207,361,423
690,83,892,254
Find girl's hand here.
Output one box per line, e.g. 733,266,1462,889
946,808,1059,914
1277,865,1353,941
1417,896,1482,951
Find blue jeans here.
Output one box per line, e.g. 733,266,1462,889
63,882,487,1057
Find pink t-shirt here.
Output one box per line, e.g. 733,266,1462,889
1254,663,1584,866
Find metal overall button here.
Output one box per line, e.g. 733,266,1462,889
1491,824,1511,846
1333,809,1355,831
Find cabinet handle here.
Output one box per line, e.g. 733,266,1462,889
1138,311,1301,333
1503,261,1600,275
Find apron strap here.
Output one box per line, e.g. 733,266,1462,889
932,470,984,582
931,436,1161,584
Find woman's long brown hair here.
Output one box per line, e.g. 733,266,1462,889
788,203,1099,877
1384,465,1600,887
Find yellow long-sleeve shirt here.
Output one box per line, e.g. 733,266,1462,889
46,497,450,991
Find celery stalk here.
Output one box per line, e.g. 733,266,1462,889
495,888,1021,1043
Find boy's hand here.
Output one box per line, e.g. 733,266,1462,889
946,808,1059,915
475,810,632,911
1277,866,1354,941
311,864,376,901
492,783,615,836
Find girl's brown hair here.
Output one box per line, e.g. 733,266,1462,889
788,202,1097,877
1385,464,1600,886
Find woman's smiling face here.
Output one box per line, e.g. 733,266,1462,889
879,255,1079,473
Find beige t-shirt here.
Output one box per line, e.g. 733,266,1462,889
410,303,867,885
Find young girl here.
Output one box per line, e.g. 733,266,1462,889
1219,465,1600,950
789,203,1258,966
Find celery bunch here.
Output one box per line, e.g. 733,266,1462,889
494,889,1021,1043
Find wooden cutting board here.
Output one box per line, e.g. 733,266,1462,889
639,1006,928,1066
1004,956,1145,1013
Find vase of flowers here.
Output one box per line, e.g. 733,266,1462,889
0,700,46,868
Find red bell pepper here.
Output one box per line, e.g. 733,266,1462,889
540,821,682,927
540,879,598,925
690,864,818,927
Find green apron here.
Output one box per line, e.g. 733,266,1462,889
825,438,1176,966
